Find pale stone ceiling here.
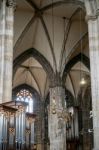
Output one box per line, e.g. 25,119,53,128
13,0,90,99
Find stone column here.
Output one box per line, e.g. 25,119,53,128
86,15,99,150
0,0,6,103
49,86,66,150
96,0,99,10
0,0,15,103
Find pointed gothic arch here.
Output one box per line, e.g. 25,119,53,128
62,53,90,83
13,48,55,84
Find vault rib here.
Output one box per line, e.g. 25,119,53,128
39,15,57,71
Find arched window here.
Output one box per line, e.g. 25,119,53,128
15,89,35,145
15,89,34,113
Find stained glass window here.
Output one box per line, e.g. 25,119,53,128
16,89,34,113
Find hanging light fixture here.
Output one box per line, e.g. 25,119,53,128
79,9,86,86
80,77,86,85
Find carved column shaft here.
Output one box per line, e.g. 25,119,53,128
49,86,66,150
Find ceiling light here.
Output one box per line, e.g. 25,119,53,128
80,77,86,85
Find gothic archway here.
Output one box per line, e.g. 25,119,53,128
13,48,55,84
62,53,90,83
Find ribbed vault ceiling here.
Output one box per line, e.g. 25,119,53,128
13,0,89,99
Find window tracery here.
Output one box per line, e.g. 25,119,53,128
16,89,34,113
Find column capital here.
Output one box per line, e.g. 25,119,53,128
50,72,65,88
85,9,99,22
6,0,16,8
96,9,99,17
85,14,97,22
